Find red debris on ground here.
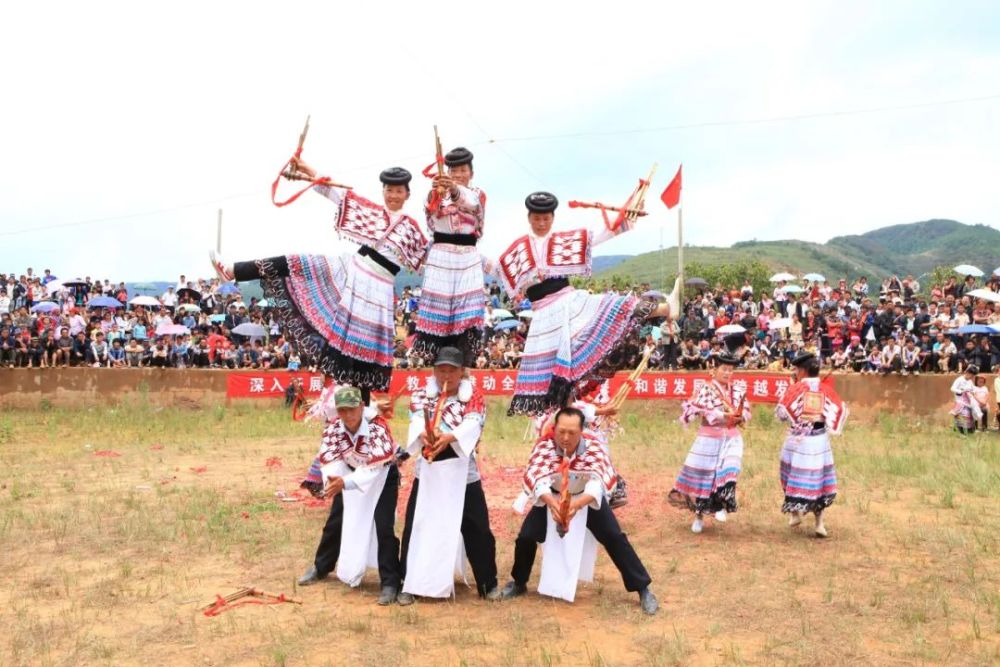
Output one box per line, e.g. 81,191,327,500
150,444,164,451
94,450,122,458
265,457,283,470
190,466,208,474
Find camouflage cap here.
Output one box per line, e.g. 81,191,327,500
334,386,363,408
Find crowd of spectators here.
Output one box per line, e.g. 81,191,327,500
0,268,299,369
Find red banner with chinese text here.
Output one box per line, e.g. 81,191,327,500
226,370,795,403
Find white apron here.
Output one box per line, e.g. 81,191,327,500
537,506,598,603
403,456,469,598
335,465,390,587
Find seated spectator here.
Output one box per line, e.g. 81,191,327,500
150,340,170,368
863,345,882,374
935,336,957,372
88,333,109,367
901,339,921,375
125,338,143,367
879,338,901,375
109,339,127,367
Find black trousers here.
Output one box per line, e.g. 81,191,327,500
313,464,402,589
510,502,652,593
400,477,498,596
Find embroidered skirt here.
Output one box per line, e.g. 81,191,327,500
668,428,744,514
414,244,484,364
779,432,837,514
259,253,395,391
508,287,655,415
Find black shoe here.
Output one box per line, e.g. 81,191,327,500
297,566,326,586
499,580,527,600
377,585,398,606
483,585,502,601
639,587,659,615
396,591,415,606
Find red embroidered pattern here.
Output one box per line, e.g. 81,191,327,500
317,416,396,470
545,230,590,270
337,192,428,272
522,435,616,495
409,386,486,430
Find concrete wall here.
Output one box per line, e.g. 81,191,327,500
1,368,995,417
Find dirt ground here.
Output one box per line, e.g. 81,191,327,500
1,400,999,666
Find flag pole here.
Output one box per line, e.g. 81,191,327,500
677,203,684,299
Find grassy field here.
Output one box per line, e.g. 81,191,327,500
1,400,999,666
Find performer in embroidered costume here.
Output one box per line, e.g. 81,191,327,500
414,147,487,365
668,342,751,534
949,365,981,434
396,347,499,603
296,387,404,605
494,192,680,416
499,407,659,614
775,352,848,538
210,163,428,391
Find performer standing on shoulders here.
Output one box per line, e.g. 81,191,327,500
397,347,499,604
668,338,750,534
210,161,428,393
414,147,487,366
775,352,848,538
500,407,659,615
296,387,404,606
494,192,680,416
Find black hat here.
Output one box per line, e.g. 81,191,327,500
434,346,464,367
716,352,740,366
379,167,412,186
525,191,559,213
791,351,816,368
965,364,979,375
722,332,747,353
444,147,473,167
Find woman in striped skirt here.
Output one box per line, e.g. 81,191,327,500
209,162,428,393
493,191,680,417
668,353,750,533
775,352,848,537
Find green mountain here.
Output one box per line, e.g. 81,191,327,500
596,219,999,287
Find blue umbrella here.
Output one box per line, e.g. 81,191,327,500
88,296,123,308
218,283,240,295
494,319,519,332
31,301,60,313
209,314,226,323
956,325,994,335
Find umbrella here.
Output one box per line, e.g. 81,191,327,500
954,264,984,277
965,289,1000,304
255,299,269,308
129,295,160,307
45,280,65,294
491,309,513,320
231,301,247,309
209,314,226,323
989,324,1000,334
232,323,268,337
177,287,202,301
803,273,826,282
642,290,665,300
770,272,797,282
178,303,202,313
716,324,746,334
782,285,804,294
994,267,1000,276
131,282,158,294
684,277,708,287
768,318,793,330
518,310,534,319
156,324,190,336
956,325,995,335
494,320,520,332
217,283,240,295
31,301,60,313
61,278,89,288
88,296,123,308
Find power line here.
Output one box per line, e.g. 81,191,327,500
479,93,1000,144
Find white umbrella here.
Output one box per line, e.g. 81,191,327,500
954,264,984,277
716,324,746,334
518,310,535,319
256,299,269,308
803,273,826,282
45,280,65,294
990,324,1000,334
769,272,797,282
993,267,1000,276
782,284,804,294
965,289,1000,304
232,322,268,337
156,324,190,336
129,295,160,307
491,309,513,320
768,318,793,330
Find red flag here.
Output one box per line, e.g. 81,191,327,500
660,165,682,209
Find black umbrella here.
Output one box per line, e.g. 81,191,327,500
177,287,202,302
684,277,708,287
61,278,89,288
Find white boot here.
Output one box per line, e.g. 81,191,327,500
814,512,828,538
667,276,682,320
209,249,234,282
788,511,802,527
714,509,728,523
691,514,704,534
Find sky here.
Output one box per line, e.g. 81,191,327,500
1,0,998,281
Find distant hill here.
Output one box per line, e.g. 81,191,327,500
597,219,999,286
